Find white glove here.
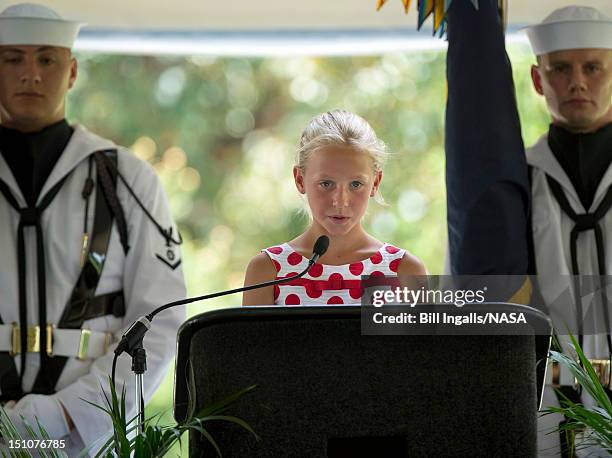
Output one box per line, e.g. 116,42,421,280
3,395,70,439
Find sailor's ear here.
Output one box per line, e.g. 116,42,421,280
68,56,77,89
531,64,544,96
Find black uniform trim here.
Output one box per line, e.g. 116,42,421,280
0,176,67,400
93,151,130,254
0,150,127,400
31,150,126,394
545,174,612,356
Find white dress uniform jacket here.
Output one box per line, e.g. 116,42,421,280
0,125,186,455
527,134,612,457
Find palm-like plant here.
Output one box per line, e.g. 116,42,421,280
0,378,258,458
84,377,258,457
0,408,67,458
543,334,612,454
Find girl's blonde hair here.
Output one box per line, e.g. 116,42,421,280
295,110,388,204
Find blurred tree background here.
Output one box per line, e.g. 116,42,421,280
66,42,550,453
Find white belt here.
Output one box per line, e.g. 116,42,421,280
0,323,113,360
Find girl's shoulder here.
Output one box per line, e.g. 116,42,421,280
388,245,427,276
374,242,427,276
260,242,304,277
245,249,279,279
243,251,278,305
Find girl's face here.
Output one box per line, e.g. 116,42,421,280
293,145,382,237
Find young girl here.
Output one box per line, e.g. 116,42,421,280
242,110,426,305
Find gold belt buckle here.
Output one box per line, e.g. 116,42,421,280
11,323,54,356
78,330,112,359
77,329,92,360
45,324,53,356
46,324,55,357
11,323,39,355
589,359,611,389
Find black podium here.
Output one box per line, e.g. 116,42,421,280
174,304,551,457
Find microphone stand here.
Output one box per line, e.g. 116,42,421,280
130,346,146,435
114,236,329,435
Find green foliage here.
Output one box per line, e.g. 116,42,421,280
0,379,257,458
82,377,258,457
543,334,612,453
68,44,548,309
0,407,67,458
66,45,551,449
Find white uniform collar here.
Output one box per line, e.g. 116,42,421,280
38,124,116,203
0,152,22,205
526,134,574,192
527,132,612,212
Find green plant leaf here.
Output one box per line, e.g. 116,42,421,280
79,374,257,457
197,415,260,441
190,384,258,419
543,334,612,452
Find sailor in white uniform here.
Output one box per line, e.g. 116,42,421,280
0,3,186,455
525,6,612,457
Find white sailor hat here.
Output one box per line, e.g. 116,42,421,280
0,3,83,48
526,5,612,56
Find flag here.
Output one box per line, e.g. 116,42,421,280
377,0,507,36
445,0,530,281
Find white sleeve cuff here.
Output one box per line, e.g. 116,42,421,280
11,394,70,439
55,386,113,456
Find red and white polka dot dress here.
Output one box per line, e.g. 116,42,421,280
263,243,406,305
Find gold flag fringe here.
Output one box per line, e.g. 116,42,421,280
377,0,507,35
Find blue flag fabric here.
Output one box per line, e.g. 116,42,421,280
445,0,530,277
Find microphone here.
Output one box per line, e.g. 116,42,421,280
311,235,329,264
115,235,329,356
114,317,151,356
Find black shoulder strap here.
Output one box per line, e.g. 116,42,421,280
102,154,182,248
93,150,129,254
60,149,126,326
31,149,126,395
